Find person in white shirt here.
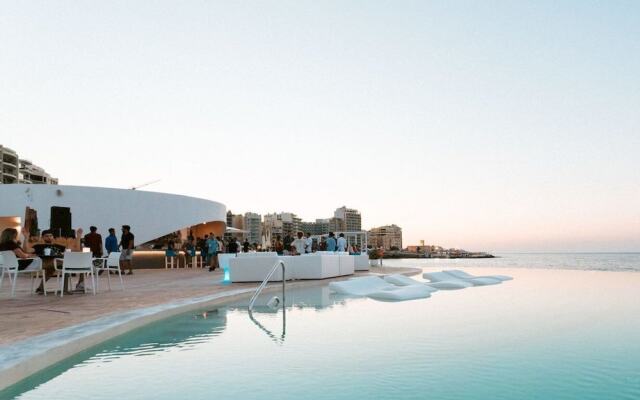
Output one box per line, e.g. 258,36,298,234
291,232,307,255
337,233,347,252
305,232,313,253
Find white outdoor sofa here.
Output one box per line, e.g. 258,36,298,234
228,252,361,282
353,254,370,271
228,253,292,282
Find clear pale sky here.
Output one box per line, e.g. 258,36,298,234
1,1,638,252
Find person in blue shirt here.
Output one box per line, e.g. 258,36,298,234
326,232,337,252
207,235,220,271
105,228,119,254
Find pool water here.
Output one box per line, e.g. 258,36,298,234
3,268,640,399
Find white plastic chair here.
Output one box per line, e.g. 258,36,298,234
55,252,95,297
0,250,45,297
165,250,179,269
95,252,124,291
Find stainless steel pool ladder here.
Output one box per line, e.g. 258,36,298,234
248,259,286,312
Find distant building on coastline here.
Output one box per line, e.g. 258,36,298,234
238,206,367,248
1,145,58,185
300,219,330,235
19,159,58,185
243,212,262,245
334,206,362,231
224,210,245,240
368,224,403,250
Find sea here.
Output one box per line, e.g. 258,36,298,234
384,252,640,273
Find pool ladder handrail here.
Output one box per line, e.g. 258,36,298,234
248,259,286,312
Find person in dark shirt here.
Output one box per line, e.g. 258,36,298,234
119,225,135,275
32,230,66,257
242,239,250,253
83,226,103,258
227,237,239,254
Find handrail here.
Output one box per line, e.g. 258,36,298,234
248,259,286,312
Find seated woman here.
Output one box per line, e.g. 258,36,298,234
166,240,177,257
0,228,43,287
182,238,196,267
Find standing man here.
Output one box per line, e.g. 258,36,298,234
119,225,135,275
227,237,239,254
337,233,347,252
305,232,313,254
105,228,118,254
291,232,306,255
326,232,337,252
83,226,103,258
207,234,219,271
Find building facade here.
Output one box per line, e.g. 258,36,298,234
334,206,362,232
243,212,262,245
19,159,58,184
1,145,57,184
0,184,227,245
1,145,20,184
368,224,403,250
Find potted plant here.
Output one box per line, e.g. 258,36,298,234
368,248,383,267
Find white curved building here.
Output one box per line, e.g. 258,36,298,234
0,184,226,244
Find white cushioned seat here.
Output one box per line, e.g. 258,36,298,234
383,274,439,293
353,254,370,271
229,255,291,282
444,269,513,282
329,276,395,296
337,254,355,276
423,271,501,287
368,285,433,301
285,254,340,280
425,281,472,290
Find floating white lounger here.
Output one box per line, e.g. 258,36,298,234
423,271,500,287
368,285,433,301
328,276,395,296
444,269,513,282
383,274,439,293
424,280,472,290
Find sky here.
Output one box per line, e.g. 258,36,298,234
1,1,639,252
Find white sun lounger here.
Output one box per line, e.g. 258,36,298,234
368,285,433,301
383,274,439,293
444,269,513,282
423,271,500,288
328,276,395,296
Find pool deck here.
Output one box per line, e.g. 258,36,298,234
0,265,419,390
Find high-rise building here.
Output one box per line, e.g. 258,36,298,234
300,219,330,236
262,212,302,246
1,146,20,184
224,210,245,240
243,212,262,245
263,213,284,245
334,206,361,231
368,224,403,250
1,145,57,184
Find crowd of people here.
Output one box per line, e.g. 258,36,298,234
0,225,135,294
169,231,363,273
272,232,361,255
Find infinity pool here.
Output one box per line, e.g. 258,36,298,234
3,268,640,399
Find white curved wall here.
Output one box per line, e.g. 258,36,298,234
0,185,226,244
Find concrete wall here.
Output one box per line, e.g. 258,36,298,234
0,184,226,245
